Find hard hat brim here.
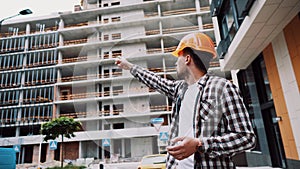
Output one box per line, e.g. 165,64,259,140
172,47,216,58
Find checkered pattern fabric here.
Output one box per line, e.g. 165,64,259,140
130,65,256,169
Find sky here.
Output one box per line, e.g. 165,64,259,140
0,0,80,22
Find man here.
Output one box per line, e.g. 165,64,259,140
115,32,256,169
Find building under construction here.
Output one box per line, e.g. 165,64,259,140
0,0,218,164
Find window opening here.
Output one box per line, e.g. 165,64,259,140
103,51,109,59
103,69,110,78
104,124,111,130
113,123,124,129
104,105,110,116
111,16,121,22
111,2,120,6
112,50,122,58
112,86,123,95
113,104,123,115
104,86,110,96
103,18,109,24
112,33,121,40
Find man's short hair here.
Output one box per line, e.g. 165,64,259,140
182,47,212,73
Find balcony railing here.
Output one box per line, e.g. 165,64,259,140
59,105,171,118
0,99,19,106
162,8,196,16
59,65,175,84
203,23,214,29
145,29,160,36
59,87,154,100
145,24,213,36
62,56,88,63
60,72,122,83
1,116,51,125
64,22,89,29
64,38,88,46
0,31,26,38
162,26,199,34
0,25,58,38
146,48,162,54
23,96,53,103
25,60,57,68
30,26,58,34
144,12,159,18
164,46,177,53
146,46,177,54
0,83,20,89
24,79,56,86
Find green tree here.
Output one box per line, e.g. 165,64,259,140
41,117,82,168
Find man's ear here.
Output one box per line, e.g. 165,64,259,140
185,54,192,65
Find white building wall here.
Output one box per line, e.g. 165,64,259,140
272,31,300,158
118,43,147,60
103,10,145,23
124,97,150,115
122,0,143,5
102,26,145,40
125,116,151,128
131,137,154,158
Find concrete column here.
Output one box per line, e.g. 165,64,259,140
101,142,105,160
25,24,30,52
58,51,63,65
15,128,20,137
25,23,30,35
46,145,55,162
86,65,97,117
195,0,201,12
197,16,204,30
59,34,64,47
160,38,164,53
157,3,161,16
59,19,64,30
32,145,40,164
21,146,25,164
79,141,82,158
110,140,114,159
159,21,162,35
53,104,60,119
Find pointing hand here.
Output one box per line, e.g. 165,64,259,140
115,56,133,70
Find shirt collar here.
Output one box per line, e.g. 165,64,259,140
197,74,209,87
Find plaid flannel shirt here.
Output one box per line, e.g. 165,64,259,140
130,65,256,169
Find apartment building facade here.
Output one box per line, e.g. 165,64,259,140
211,0,300,168
0,0,218,164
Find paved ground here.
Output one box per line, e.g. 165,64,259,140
17,161,282,169
237,167,281,169
88,162,282,169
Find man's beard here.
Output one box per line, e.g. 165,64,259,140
177,68,188,80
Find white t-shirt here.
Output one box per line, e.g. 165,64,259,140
177,83,198,169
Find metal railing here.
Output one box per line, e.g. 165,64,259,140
59,105,171,118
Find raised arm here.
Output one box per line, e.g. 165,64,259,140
115,57,182,100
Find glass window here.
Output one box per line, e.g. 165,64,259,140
260,60,272,101
227,6,234,30
104,124,111,130
221,17,229,38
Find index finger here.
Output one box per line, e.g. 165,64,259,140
166,143,182,151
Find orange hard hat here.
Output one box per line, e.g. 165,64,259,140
172,32,216,58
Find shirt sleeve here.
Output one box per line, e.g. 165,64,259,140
198,81,256,158
130,65,182,100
